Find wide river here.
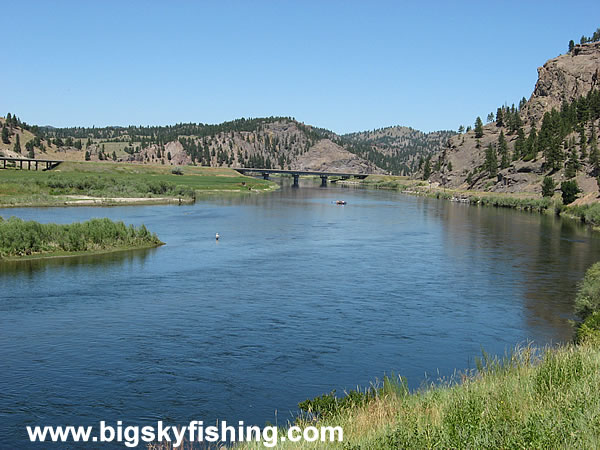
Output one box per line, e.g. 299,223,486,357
1,181,600,446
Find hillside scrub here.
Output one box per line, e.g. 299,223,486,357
0,216,163,259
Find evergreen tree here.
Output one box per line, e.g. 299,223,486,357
13,134,21,153
474,117,484,138
485,143,498,178
524,126,538,160
498,131,509,169
28,147,35,159
561,180,580,204
590,127,599,171
514,126,526,160
487,112,494,123
565,146,580,179
569,39,575,52
1,125,9,144
423,158,431,180
542,176,555,197
496,108,504,127
458,125,464,134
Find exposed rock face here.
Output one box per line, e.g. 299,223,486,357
428,41,600,199
290,139,385,174
523,42,600,123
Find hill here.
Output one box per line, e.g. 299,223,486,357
0,115,456,176
426,36,600,204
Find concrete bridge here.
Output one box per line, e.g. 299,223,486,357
0,157,62,171
233,168,369,187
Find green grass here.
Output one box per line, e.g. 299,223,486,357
230,343,600,450
0,216,163,260
0,161,275,207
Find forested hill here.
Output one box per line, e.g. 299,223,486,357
0,115,453,175
344,126,456,174
425,28,600,202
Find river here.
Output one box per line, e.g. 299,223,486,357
1,181,599,446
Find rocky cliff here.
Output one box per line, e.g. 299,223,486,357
428,41,600,202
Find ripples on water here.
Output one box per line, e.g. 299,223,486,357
1,182,599,446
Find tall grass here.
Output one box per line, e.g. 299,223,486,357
230,343,600,449
0,216,162,258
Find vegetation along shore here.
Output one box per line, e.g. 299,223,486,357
0,161,276,208
341,175,600,228
0,216,163,260
230,264,600,449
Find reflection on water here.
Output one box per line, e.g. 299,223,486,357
1,183,600,446
0,247,156,277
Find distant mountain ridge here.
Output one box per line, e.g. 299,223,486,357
1,116,453,175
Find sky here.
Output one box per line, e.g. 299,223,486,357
2,1,599,134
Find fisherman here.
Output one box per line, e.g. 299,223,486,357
216,233,220,241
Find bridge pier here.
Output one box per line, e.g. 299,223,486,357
320,175,328,187
292,173,299,187
19,160,23,170
262,173,270,180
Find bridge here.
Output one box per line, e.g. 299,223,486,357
0,157,63,171
233,168,369,187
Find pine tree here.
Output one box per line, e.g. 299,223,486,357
542,176,555,197
514,126,526,160
474,117,484,138
423,158,431,180
565,146,580,179
498,131,509,169
525,126,538,160
569,39,575,53
1,125,9,144
13,134,21,153
561,180,580,204
485,143,498,178
496,108,504,127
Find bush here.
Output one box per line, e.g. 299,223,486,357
0,216,162,258
575,312,600,345
574,262,600,321
171,167,183,175
541,176,555,198
560,180,580,205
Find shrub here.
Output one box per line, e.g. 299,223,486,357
0,216,162,258
560,180,580,205
541,176,555,198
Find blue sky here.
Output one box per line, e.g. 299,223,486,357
2,1,599,134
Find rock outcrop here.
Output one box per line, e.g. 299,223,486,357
523,42,600,123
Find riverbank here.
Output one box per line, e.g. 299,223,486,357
231,342,600,449
231,259,600,450
0,161,276,208
0,216,163,260
341,175,600,228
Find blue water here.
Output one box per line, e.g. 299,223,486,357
1,182,599,447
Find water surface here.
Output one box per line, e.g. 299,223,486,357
1,182,599,446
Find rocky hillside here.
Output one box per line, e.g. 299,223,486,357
427,40,600,203
1,115,455,175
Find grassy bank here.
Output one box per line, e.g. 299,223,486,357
0,161,276,207
233,263,600,449
235,343,598,449
0,216,163,260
